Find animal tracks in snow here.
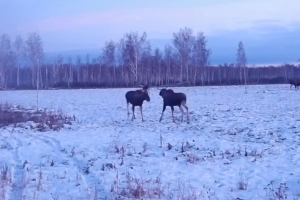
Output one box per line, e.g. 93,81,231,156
1,136,26,200
28,134,103,196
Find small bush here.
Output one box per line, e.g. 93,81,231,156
0,103,76,132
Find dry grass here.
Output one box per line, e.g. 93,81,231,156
0,163,12,199
265,181,288,200
111,172,164,199
110,172,205,200
0,103,75,132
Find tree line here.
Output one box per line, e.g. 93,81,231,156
0,27,299,90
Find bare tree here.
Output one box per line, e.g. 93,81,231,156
153,48,163,85
103,41,116,86
75,55,81,83
52,54,63,86
0,34,13,88
192,32,211,85
96,56,103,85
83,54,89,83
26,32,44,110
13,35,25,88
139,41,152,85
66,57,73,88
123,31,148,85
173,27,193,82
236,41,247,93
116,39,126,85
164,45,174,85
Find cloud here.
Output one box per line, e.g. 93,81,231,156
23,0,300,37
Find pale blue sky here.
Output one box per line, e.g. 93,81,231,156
1,0,300,64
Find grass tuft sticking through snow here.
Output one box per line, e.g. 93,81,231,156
0,163,12,199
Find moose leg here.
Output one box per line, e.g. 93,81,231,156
179,105,184,122
140,106,144,122
159,104,167,122
127,102,130,117
182,102,189,123
171,106,175,123
131,105,136,121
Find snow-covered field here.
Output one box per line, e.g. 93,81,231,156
1,84,300,200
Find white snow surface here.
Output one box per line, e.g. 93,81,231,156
0,84,300,199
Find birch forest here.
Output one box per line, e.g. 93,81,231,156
0,27,299,90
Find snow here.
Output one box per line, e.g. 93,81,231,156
0,84,300,199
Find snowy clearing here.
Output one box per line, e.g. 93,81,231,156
0,84,300,199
